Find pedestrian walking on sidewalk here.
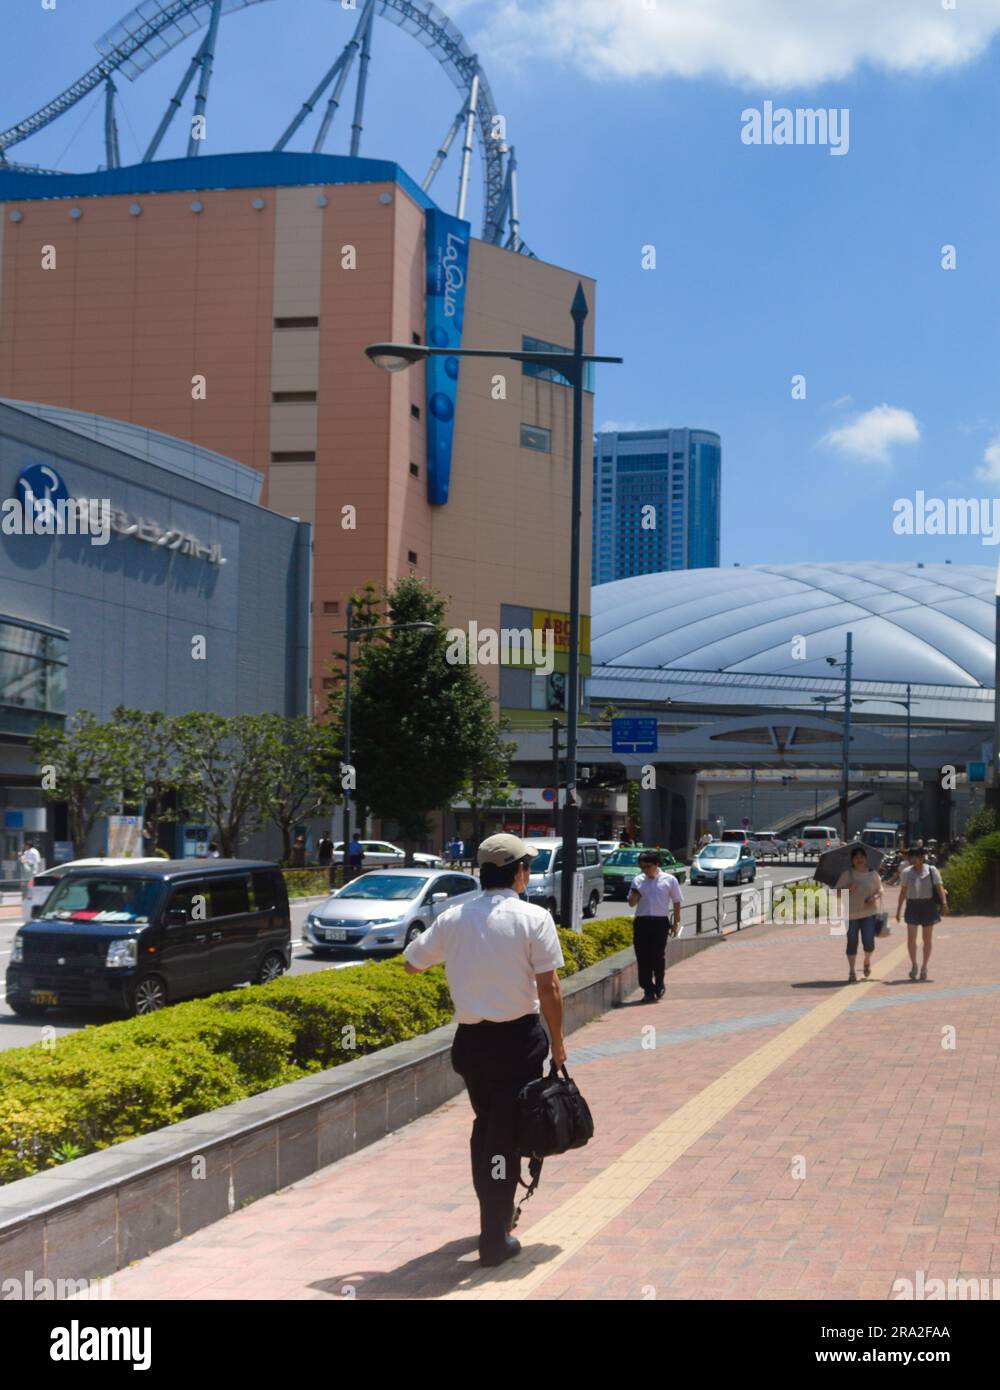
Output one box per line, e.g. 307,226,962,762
627,850,682,1003
835,845,883,982
404,833,565,1269
895,844,947,982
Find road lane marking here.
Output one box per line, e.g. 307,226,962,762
446,939,910,1300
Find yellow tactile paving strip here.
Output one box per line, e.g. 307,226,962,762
446,940,910,1299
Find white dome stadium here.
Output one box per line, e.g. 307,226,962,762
590,563,996,720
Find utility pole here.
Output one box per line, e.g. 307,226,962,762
840,631,853,841
551,718,562,837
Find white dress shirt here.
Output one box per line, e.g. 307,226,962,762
630,870,683,917
404,888,564,1024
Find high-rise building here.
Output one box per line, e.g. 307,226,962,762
592,428,721,584
0,153,595,721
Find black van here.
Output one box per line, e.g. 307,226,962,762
5,860,291,1017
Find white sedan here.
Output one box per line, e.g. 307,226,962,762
333,840,444,868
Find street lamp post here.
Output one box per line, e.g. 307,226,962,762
853,685,914,844
366,292,622,928
329,610,434,877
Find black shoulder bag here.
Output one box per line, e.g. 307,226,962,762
511,1063,594,1228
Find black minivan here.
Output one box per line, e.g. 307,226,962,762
5,860,291,1017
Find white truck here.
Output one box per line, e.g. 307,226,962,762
859,820,901,852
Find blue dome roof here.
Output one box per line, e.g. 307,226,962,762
592,563,995,689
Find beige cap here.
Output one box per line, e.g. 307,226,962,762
476,833,533,867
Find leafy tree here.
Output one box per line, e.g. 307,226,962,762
327,575,505,862
171,713,275,856
108,707,196,852
260,713,339,862
31,711,121,857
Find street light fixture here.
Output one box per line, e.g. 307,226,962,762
328,607,435,875
367,286,623,929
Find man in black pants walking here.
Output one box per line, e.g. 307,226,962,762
628,850,683,1003
404,834,565,1267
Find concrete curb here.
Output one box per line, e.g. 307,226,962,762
0,931,721,1282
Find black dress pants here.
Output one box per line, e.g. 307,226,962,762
451,1014,548,1251
633,915,671,992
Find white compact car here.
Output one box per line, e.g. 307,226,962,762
332,840,443,868
21,857,165,919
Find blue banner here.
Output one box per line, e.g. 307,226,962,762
424,207,470,505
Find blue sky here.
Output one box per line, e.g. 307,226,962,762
4,0,1000,568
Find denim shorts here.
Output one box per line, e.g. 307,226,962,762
846,915,878,955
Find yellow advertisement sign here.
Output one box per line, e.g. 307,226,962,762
531,609,591,657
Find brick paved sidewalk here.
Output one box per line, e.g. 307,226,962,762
106,913,1000,1301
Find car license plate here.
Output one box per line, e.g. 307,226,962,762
31,990,59,1006
324,929,347,942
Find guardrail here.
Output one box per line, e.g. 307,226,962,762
687,870,816,937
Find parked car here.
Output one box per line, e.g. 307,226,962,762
524,837,605,921
304,867,478,956
798,826,843,856
690,841,757,885
332,840,444,868
20,856,166,920
6,860,291,1017
602,846,688,900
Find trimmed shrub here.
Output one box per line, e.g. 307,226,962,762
0,917,636,1185
966,806,999,844
941,831,1000,915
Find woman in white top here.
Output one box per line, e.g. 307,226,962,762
834,845,883,983
895,845,947,982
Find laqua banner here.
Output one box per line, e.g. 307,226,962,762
424,207,470,505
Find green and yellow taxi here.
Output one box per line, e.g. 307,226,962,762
601,846,687,900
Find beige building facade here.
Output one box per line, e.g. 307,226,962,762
0,154,594,719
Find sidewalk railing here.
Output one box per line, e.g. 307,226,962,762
688,871,816,937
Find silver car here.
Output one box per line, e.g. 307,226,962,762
303,867,478,955
332,840,444,868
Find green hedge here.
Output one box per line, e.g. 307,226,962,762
282,868,333,898
941,831,1000,915
0,917,634,1185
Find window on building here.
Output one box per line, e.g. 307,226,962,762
409,462,419,478
521,423,551,453
322,601,339,615
272,391,317,403
408,550,418,565
274,316,319,329
271,451,316,463
522,336,595,391
410,403,421,420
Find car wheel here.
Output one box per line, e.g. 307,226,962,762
403,922,425,947
750,869,757,881
8,999,47,1018
128,974,167,1016
585,891,599,918
256,951,286,984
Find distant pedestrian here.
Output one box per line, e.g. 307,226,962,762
835,845,883,983
627,850,682,1003
317,834,333,867
290,835,306,868
896,845,947,982
19,840,41,881
348,835,364,874
207,841,221,859
403,834,565,1268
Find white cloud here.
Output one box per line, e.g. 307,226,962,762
474,0,1000,87
821,404,920,465
977,435,1000,482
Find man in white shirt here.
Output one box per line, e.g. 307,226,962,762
404,833,565,1268
627,849,683,1003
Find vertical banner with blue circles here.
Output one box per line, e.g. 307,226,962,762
424,207,470,506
